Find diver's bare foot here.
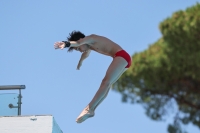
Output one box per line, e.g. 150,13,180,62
76,106,94,123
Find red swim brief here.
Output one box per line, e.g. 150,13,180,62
114,50,132,68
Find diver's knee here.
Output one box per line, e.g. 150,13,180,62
102,77,112,87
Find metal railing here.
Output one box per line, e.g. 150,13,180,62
0,85,26,115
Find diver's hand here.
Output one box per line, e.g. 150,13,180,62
54,41,66,50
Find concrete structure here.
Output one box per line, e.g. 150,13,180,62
0,115,63,133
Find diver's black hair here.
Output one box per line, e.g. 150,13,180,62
67,31,85,52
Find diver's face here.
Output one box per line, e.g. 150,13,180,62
76,44,89,53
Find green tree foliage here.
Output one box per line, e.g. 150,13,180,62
113,3,200,133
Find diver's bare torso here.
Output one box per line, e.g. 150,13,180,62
83,34,123,57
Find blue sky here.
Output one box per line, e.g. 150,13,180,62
1,1,200,133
